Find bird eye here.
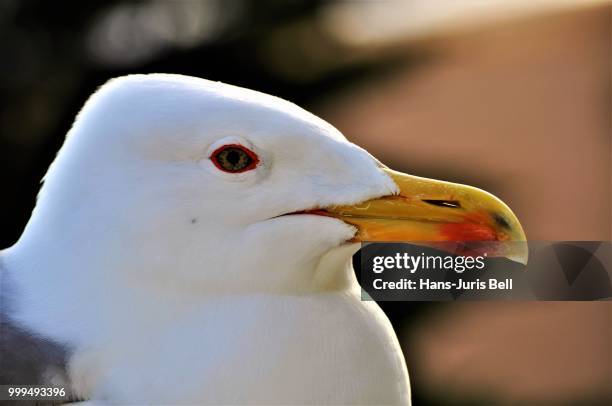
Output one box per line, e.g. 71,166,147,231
210,144,259,173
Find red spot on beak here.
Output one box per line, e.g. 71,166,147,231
440,212,498,242
440,213,498,241
440,222,497,242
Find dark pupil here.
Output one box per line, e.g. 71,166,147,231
219,148,250,171
226,150,240,165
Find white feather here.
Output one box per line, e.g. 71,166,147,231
4,74,409,404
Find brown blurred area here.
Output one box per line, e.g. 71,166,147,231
407,302,611,404
313,4,611,404
0,1,610,404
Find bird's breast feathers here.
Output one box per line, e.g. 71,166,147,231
68,292,410,404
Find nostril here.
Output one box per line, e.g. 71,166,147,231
422,199,461,209
492,212,511,230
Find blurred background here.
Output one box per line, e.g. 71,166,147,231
0,0,610,404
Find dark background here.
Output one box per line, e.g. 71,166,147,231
1,1,610,404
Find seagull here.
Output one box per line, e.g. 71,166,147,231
0,74,526,405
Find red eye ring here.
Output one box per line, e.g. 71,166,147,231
210,144,259,173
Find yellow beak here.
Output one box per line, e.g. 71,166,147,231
327,168,528,264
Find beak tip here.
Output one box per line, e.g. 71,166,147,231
506,246,529,266
510,256,528,266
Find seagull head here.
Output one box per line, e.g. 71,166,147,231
16,74,526,295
